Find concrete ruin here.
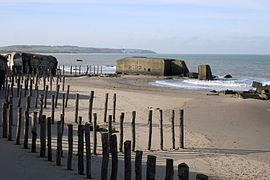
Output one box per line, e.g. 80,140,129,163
198,65,213,80
116,57,189,76
7,52,58,75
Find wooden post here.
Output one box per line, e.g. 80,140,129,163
180,109,184,149
40,115,46,157
108,115,112,148
29,79,33,96
103,93,109,122
18,85,22,107
79,65,81,75
26,95,31,111
124,141,131,180
131,111,136,151
24,77,27,97
56,121,62,166
50,76,53,91
47,117,52,161
75,93,79,123
171,110,175,150
93,113,97,155
165,159,174,180
135,150,143,180
147,155,157,180
17,76,20,97
24,110,29,149
75,66,77,76
2,102,7,138
110,134,118,180
39,94,44,123
101,133,109,180
55,84,60,108
7,104,13,141
62,65,65,75
88,91,94,122
62,76,65,91
119,112,124,152
70,66,72,74
51,94,55,124
16,107,22,145
67,124,73,170
43,76,46,91
65,85,70,108
148,110,153,151
113,93,116,122
85,123,92,179
196,174,208,180
78,123,84,175
159,110,163,150
178,163,189,180
44,85,48,108
35,85,38,108
62,93,65,120
31,112,38,152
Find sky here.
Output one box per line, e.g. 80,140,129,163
0,0,270,54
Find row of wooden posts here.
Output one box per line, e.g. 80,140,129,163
1,73,209,179
57,65,104,76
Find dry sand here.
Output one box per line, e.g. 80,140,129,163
0,75,270,180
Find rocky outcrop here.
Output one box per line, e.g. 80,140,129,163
188,72,199,79
224,74,232,78
7,52,58,75
198,65,213,80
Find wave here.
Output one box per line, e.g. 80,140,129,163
149,77,270,91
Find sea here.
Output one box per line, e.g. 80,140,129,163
51,53,270,91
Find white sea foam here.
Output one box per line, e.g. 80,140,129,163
149,78,257,91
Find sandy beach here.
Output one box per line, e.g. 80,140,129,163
1,74,270,180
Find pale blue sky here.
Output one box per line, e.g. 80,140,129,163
0,0,270,54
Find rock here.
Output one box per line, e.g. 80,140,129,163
188,72,198,79
257,85,270,94
198,65,213,80
224,74,232,78
252,81,262,88
259,90,270,100
237,92,261,100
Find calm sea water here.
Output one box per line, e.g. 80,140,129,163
51,53,270,91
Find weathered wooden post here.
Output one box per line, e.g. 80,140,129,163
135,150,143,180
75,65,77,76
148,110,153,151
75,93,79,123
62,76,65,91
56,121,62,166
165,159,174,180
119,112,124,152
178,163,189,180
110,134,118,180
31,112,38,152
35,85,38,108
38,94,44,123
93,113,97,155
29,79,33,96
131,111,136,151
78,123,84,175
124,141,131,180
16,107,22,145
43,76,46,91
40,115,46,157
70,65,72,75
50,76,53,91
147,155,157,180
180,109,184,149
108,115,113,148
159,109,164,150
55,84,60,108
88,91,94,122
113,93,116,122
79,65,81,75
103,93,109,122
67,124,73,170
2,102,7,138
51,94,55,124
62,93,65,120
44,85,48,108
196,174,208,180
24,110,29,149
47,117,52,161
171,110,175,150
24,77,28,97
101,133,109,180
17,76,20,97
26,95,31,111
65,85,70,108
7,104,13,141
18,86,22,107
85,123,92,179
